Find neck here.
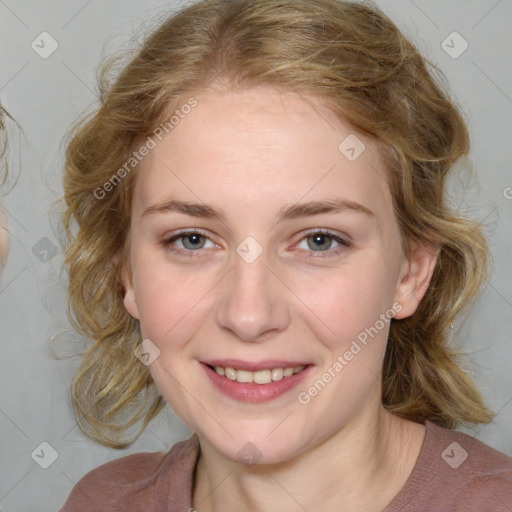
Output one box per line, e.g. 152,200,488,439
192,402,426,512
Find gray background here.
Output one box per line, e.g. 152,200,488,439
0,0,511,510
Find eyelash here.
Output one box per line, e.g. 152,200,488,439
160,229,351,260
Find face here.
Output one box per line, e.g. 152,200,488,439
121,86,436,464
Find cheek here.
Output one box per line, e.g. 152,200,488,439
291,261,393,349
132,262,211,348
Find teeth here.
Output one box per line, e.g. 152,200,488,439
237,370,253,383
271,368,284,381
213,365,305,384
254,370,271,384
225,367,236,380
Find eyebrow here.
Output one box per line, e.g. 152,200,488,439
142,198,374,222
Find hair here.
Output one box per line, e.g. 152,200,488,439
0,105,10,186
0,104,11,272
59,0,494,449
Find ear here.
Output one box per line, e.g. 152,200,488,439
393,241,439,320
114,249,140,320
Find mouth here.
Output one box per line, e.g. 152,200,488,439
206,363,306,384
200,360,312,403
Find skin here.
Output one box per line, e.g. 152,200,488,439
0,206,8,272
120,86,438,512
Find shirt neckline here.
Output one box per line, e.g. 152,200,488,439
170,420,438,512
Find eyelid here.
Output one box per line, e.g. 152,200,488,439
161,228,219,252
299,227,350,243
164,227,213,240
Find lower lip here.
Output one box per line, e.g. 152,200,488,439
201,363,312,403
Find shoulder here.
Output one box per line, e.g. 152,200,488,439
59,436,199,512
423,421,512,508
68,450,167,488
388,421,512,512
425,420,512,475
442,425,512,508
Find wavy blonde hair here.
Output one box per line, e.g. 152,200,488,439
59,0,494,449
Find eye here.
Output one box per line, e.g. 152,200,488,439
161,228,350,259
295,230,350,258
161,230,217,258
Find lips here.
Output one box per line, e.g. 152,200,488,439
201,359,312,403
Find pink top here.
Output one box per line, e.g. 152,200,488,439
60,420,512,511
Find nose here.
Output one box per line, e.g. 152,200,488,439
215,248,290,342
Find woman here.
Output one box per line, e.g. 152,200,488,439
59,1,512,510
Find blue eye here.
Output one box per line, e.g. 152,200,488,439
162,230,214,258
295,230,350,258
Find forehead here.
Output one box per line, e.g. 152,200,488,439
133,87,392,220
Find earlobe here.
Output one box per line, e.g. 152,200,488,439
123,285,140,320
114,251,140,320
393,242,439,320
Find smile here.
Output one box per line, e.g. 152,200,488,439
201,361,312,403
209,364,305,384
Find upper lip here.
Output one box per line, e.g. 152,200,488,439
202,359,311,372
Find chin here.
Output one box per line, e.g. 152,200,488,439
199,425,309,467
